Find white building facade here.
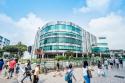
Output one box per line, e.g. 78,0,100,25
0,35,10,48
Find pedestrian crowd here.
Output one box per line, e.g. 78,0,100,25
0,57,124,83
0,59,40,83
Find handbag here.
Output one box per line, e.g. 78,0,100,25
87,69,92,78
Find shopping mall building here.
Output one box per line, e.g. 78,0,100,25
33,21,97,57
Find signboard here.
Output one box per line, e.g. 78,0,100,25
99,37,106,39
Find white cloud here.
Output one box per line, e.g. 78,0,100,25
0,13,14,24
0,13,46,45
87,12,125,49
75,0,111,13
16,13,45,30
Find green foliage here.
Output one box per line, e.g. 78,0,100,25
65,51,74,61
16,42,27,58
3,45,18,53
65,51,74,56
3,42,27,58
0,48,4,58
55,55,67,60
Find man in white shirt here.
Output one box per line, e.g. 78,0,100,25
115,58,119,69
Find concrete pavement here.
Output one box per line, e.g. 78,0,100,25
0,66,125,83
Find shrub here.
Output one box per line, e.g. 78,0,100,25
55,55,67,60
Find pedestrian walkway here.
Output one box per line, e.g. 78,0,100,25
0,66,125,83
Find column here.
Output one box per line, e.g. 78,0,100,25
76,53,78,58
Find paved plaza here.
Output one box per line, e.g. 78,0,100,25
0,66,125,83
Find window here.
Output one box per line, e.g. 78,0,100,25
41,37,82,45
41,32,82,39
41,24,81,33
41,45,82,52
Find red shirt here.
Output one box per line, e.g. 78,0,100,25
9,60,16,69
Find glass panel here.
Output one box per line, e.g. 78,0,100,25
41,24,82,34
41,32,82,39
42,45,82,52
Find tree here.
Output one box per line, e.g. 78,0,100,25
3,42,27,59
3,45,18,58
0,48,4,58
16,42,27,58
65,50,74,60
3,45,18,54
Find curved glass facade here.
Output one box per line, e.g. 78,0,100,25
41,24,81,34
40,22,82,53
33,21,97,57
40,32,82,39
40,37,81,45
40,46,82,52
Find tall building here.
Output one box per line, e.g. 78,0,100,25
0,35,10,48
83,30,97,54
33,21,97,57
92,37,109,54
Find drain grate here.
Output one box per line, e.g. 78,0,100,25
114,75,125,79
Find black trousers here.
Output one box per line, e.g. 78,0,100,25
21,74,32,83
33,75,39,83
9,68,14,78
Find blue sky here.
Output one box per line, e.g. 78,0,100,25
0,0,83,20
0,0,125,49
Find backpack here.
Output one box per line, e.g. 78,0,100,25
27,64,32,70
25,67,31,76
65,70,72,81
16,66,20,71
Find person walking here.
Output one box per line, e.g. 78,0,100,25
53,60,62,77
21,60,32,83
57,60,60,71
119,58,123,68
0,59,4,75
97,61,103,77
2,64,8,79
108,58,113,69
15,63,20,78
104,59,108,69
83,61,92,83
8,59,16,79
65,64,76,83
33,64,40,83
115,58,119,69
113,58,116,68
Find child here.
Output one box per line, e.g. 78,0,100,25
2,65,8,79
65,64,76,83
15,63,20,78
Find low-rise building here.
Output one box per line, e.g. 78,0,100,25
92,37,109,54
0,35,10,48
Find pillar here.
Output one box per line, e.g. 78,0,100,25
76,53,78,58
63,52,65,56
